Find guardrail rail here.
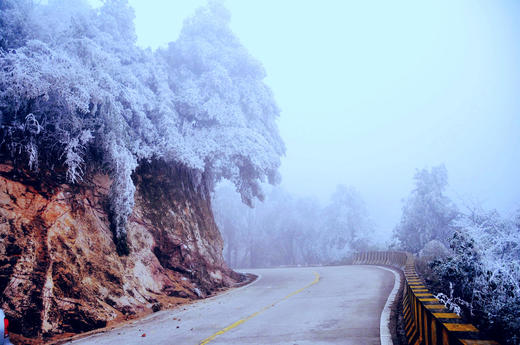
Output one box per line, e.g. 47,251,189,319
352,251,499,345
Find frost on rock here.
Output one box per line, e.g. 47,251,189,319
0,0,284,252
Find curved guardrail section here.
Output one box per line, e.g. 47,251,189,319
352,251,499,345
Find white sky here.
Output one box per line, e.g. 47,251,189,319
90,0,520,235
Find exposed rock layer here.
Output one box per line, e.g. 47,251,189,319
0,161,241,341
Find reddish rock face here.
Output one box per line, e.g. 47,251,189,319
0,161,241,341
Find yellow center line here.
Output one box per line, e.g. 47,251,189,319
198,271,320,345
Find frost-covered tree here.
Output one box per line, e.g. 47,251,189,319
0,0,164,252
0,0,284,253
393,165,458,253
159,1,284,206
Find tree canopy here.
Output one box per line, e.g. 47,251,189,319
0,0,284,252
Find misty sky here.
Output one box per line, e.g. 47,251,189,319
90,0,520,235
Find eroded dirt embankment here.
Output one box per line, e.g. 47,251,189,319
0,160,243,344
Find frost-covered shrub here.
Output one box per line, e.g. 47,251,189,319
415,239,452,285
420,239,450,260
0,0,284,253
0,0,32,50
429,209,520,345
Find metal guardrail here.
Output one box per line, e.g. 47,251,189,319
352,251,499,345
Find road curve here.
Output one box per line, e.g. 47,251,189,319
68,265,396,345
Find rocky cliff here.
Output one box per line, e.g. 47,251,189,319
0,160,242,342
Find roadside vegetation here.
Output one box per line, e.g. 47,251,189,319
393,165,520,345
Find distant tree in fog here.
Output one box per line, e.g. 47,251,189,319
213,185,314,267
213,185,257,267
0,0,283,252
213,184,374,268
319,185,373,261
393,165,458,253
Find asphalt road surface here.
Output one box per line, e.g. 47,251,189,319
68,265,397,345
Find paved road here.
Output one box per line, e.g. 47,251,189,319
68,265,397,345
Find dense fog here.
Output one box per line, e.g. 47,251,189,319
213,183,376,268
1,0,519,343
99,0,520,237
